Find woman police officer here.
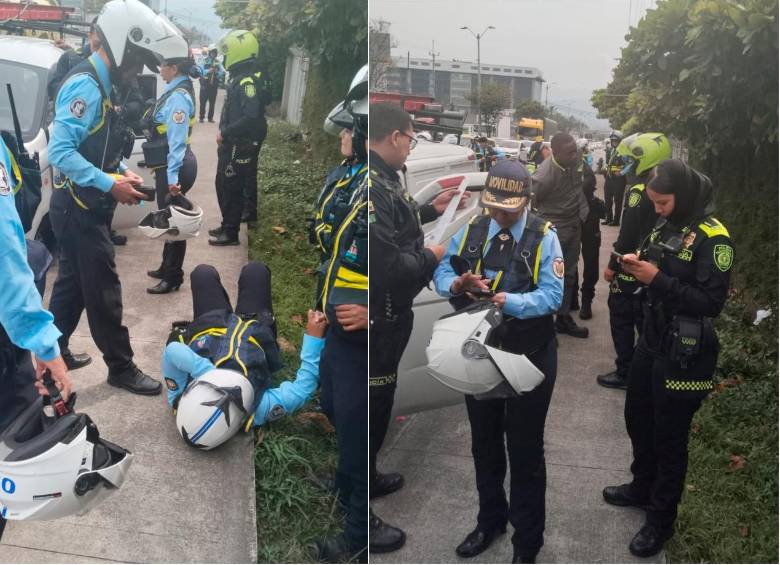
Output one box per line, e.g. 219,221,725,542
603,159,734,557
144,55,198,294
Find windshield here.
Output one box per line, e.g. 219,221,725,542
497,140,519,149
0,61,46,142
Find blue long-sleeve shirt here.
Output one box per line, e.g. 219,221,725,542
162,334,325,427
0,138,61,361
154,75,195,185
434,210,564,319
48,53,119,193
199,57,224,85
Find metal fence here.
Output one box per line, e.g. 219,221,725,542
280,47,309,125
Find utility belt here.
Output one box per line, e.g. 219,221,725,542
643,304,718,399
53,172,117,216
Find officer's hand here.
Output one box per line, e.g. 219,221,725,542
305,309,328,337
431,188,472,214
427,244,447,262
33,355,72,402
491,292,507,309
169,183,181,196
452,271,489,295
604,266,615,282
335,304,368,332
111,179,144,205
123,169,144,186
216,131,223,145
620,254,659,285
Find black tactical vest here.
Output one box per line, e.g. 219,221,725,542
144,78,196,142
452,212,556,355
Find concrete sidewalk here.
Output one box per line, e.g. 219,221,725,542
1,90,258,563
372,174,665,564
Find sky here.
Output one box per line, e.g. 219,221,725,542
161,0,225,44
370,0,659,128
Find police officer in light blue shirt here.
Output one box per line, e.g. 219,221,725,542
0,136,72,432
145,55,198,294
432,160,562,564
46,0,189,396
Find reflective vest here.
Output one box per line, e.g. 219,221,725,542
452,212,556,354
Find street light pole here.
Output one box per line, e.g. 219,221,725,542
461,25,495,135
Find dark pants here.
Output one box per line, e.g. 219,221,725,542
465,339,557,555
215,142,261,235
320,329,368,551
369,314,414,480
608,288,644,377
553,222,581,317
48,190,134,374
153,147,198,285
190,261,273,321
576,218,601,303
625,342,702,532
604,176,627,223
199,84,218,121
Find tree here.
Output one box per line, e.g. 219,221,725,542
469,82,511,135
514,99,546,120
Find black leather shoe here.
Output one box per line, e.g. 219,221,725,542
455,525,506,558
110,230,127,246
311,534,366,563
207,226,223,237
208,232,239,246
512,549,538,564
369,510,406,554
108,367,162,396
370,472,404,499
147,268,164,279
579,301,593,320
555,315,589,338
629,523,672,557
597,370,628,390
147,280,181,294
63,351,92,371
602,483,649,508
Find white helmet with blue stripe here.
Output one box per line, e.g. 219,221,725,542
175,369,255,450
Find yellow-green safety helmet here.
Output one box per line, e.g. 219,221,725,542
616,132,671,176
218,30,259,71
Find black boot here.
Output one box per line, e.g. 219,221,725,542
629,523,672,557
596,370,628,390
147,268,164,279
107,366,162,395
147,280,182,294
208,231,239,246
208,226,223,237
370,471,404,499
369,509,406,554
456,524,507,558
311,534,366,563
579,300,593,320
512,549,539,564
555,314,589,338
602,483,649,508
62,351,92,371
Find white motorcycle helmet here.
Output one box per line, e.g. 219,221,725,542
175,368,255,450
138,195,203,241
426,303,546,398
0,396,132,521
96,0,189,71
323,100,353,136
345,64,368,122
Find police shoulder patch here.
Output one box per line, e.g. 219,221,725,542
164,378,179,391
713,244,733,272
172,110,186,124
628,191,641,208
552,257,565,278
244,83,256,98
0,163,10,196
69,97,87,119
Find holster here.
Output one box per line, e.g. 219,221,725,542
663,315,718,399
142,138,169,168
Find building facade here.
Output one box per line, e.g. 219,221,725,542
385,56,543,115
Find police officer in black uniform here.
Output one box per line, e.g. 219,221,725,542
46,1,186,395
598,133,671,389
603,130,626,226
603,159,733,557
369,102,466,553
209,30,269,245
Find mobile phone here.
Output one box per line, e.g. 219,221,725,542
610,250,624,261
468,289,495,298
135,186,157,202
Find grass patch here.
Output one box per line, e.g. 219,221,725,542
667,294,778,563
249,119,341,563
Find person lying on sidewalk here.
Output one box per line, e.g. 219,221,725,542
160,261,327,449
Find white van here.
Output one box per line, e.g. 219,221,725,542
401,139,478,199
0,36,159,246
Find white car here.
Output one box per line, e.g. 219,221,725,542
0,36,159,247
401,139,478,198
491,137,521,160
